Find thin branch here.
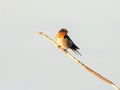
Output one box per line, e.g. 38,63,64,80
36,31,120,90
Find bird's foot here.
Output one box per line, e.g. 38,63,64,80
57,45,61,48
64,49,67,51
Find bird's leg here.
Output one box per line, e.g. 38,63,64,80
57,45,67,52
57,45,61,48
64,49,67,51
63,48,68,54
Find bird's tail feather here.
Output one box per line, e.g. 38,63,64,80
72,49,82,55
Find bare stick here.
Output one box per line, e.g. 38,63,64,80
36,32,120,90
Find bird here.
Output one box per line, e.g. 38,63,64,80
55,28,81,55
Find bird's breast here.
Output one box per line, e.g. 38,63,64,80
56,35,72,49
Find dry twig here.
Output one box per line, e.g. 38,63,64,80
36,31,120,90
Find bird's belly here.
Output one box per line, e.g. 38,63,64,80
56,38,72,49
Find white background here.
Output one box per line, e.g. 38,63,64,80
0,0,120,90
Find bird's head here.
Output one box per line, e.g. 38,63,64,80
58,28,68,34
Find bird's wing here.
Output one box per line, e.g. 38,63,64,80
64,35,79,49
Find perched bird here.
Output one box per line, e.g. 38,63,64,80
56,28,81,55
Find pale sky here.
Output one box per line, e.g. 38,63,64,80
0,0,120,90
